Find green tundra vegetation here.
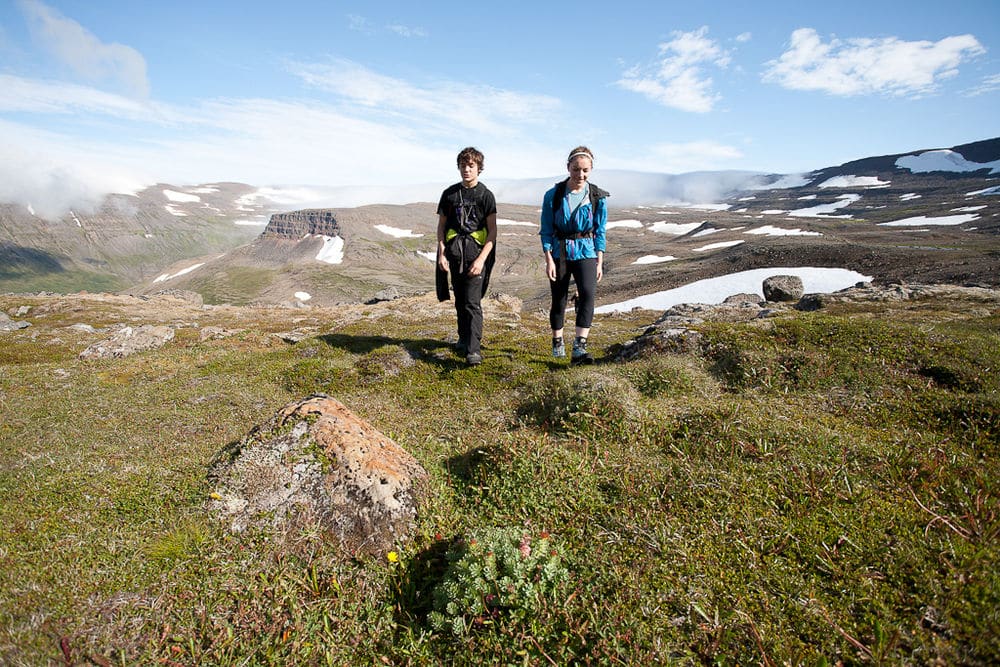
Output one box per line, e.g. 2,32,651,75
0,290,997,665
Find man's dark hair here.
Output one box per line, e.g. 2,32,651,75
457,146,485,172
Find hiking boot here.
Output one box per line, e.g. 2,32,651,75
571,337,593,365
455,337,469,356
552,337,565,358
466,352,482,366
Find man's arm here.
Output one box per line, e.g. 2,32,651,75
436,213,449,272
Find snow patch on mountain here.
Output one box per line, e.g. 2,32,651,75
163,189,201,203
596,267,871,313
316,235,344,264
375,224,423,238
879,214,979,227
745,225,822,237
897,150,1000,175
816,176,890,189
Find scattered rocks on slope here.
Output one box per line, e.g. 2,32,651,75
78,325,174,359
207,394,428,554
796,283,1000,311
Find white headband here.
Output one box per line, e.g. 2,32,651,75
568,151,593,163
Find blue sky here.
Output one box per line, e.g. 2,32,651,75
1,0,998,212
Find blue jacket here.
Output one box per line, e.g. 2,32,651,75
539,182,608,261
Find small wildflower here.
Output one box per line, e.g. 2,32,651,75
386,551,399,563
209,492,223,500
518,536,531,558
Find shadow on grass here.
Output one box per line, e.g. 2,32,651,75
443,446,492,489
389,536,457,631
316,333,473,370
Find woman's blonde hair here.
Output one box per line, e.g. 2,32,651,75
566,146,594,165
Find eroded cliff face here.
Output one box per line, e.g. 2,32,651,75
262,210,340,238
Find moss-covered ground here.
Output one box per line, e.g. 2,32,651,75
0,292,997,665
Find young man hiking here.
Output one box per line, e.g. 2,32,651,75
436,147,498,366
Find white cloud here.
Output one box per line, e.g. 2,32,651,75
763,28,985,97
19,0,149,98
347,14,374,34
0,118,151,218
617,27,731,113
636,140,744,172
287,58,561,136
387,24,427,38
0,73,158,120
966,73,1000,96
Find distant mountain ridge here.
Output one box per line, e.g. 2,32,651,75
1,137,998,304
812,137,1000,180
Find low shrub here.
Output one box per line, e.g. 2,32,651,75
428,526,569,636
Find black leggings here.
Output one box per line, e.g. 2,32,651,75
549,257,597,331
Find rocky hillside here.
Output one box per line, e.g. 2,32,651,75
0,182,283,294
3,138,998,307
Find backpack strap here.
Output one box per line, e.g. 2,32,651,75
551,180,610,237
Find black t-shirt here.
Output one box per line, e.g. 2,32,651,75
437,182,497,237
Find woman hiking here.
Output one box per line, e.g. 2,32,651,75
539,146,609,365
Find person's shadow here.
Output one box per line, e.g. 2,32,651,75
316,332,465,370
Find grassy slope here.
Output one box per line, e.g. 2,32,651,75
0,293,997,665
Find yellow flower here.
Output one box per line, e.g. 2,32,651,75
209,492,223,500
387,551,399,563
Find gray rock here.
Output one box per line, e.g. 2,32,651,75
208,394,428,554
199,326,241,341
78,324,174,359
0,312,31,331
611,327,703,361
0,320,30,331
763,275,804,302
722,292,764,306
366,287,401,304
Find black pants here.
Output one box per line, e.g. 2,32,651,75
446,236,493,354
549,257,597,331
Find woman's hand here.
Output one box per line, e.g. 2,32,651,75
545,255,557,282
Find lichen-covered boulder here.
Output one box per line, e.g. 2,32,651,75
208,394,428,554
78,324,174,359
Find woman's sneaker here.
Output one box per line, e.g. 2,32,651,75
571,337,593,365
552,337,565,358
